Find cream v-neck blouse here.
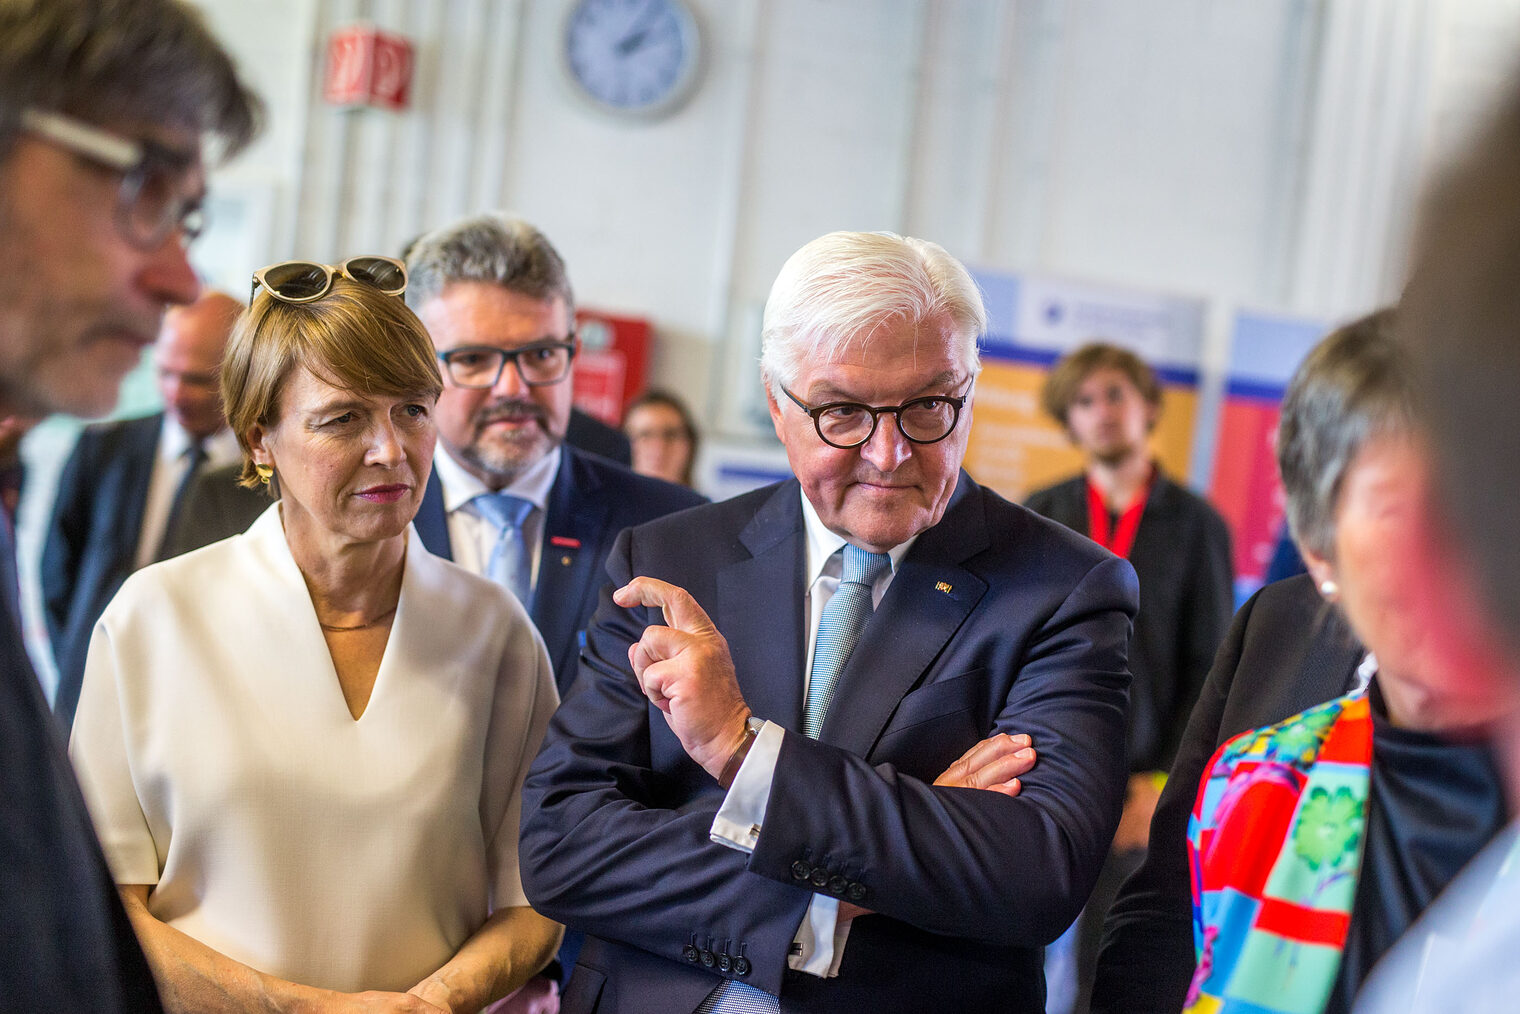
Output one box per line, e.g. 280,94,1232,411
70,505,559,993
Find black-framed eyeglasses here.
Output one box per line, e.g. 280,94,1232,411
436,339,578,389
781,384,968,449
20,108,207,250
250,256,408,305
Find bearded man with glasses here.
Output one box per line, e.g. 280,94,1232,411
405,213,706,1005
519,230,1139,1014
0,0,260,1009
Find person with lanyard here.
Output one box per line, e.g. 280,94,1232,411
1025,341,1234,1014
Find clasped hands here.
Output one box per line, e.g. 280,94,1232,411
614,576,1038,795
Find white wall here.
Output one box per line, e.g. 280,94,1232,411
187,0,1520,440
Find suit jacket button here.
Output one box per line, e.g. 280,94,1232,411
735,956,751,976
847,882,867,902
827,875,849,896
719,953,733,973
791,860,811,880
701,949,716,968
683,945,700,963
809,868,829,887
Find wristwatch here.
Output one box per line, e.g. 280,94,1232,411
718,715,767,789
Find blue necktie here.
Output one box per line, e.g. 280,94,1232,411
473,492,534,606
700,543,891,1013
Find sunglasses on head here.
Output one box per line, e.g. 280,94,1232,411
250,255,407,305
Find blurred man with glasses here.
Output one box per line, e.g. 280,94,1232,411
0,0,259,1008
519,231,1138,1013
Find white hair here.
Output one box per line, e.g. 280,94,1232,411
759,231,986,392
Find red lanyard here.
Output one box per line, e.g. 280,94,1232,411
1086,474,1151,560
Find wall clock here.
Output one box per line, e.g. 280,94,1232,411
563,0,703,119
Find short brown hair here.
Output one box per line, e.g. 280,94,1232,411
1040,342,1162,428
221,277,442,488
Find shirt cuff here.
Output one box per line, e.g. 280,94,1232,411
789,893,852,977
709,720,785,853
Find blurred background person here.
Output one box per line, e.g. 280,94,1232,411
624,388,699,488
1104,312,1509,1013
70,262,561,1012
43,290,244,731
0,0,260,1007
1026,341,1233,1014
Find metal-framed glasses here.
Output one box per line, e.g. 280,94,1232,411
21,108,206,249
781,385,968,449
250,256,407,305
436,340,578,389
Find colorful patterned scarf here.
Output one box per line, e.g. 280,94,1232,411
1185,692,1373,1014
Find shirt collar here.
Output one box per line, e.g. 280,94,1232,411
799,487,917,585
159,414,236,461
433,443,561,514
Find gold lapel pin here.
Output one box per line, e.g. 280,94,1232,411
935,581,952,594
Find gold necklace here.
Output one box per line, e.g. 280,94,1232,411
318,604,398,633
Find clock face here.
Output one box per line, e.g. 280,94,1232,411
563,0,702,118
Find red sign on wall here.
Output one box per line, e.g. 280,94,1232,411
324,25,414,111
572,309,651,426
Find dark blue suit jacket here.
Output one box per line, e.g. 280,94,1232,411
0,522,163,1010
520,473,1138,1013
41,412,162,731
413,446,705,696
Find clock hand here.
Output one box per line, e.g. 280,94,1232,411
615,1,664,56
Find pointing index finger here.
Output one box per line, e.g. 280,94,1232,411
613,576,717,634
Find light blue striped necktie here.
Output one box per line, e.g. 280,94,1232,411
472,491,534,606
700,542,891,1013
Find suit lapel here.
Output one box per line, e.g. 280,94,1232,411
532,450,609,679
115,415,163,563
719,483,808,732
820,475,990,756
413,471,452,559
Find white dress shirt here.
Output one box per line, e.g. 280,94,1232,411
709,491,917,978
132,417,240,570
431,444,561,591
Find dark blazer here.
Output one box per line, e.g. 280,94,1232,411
1024,471,1234,772
520,474,1139,1013
413,446,705,696
0,524,163,1010
41,413,163,731
1089,574,1363,1013
161,463,272,558
567,408,632,466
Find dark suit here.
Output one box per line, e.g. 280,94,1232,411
41,413,163,730
520,473,1139,1013
414,446,704,698
1090,574,1364,1013
160,462,272,558
567,408,632,466
0,525,163,1010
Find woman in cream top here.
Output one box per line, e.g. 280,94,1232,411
70,260,562,1013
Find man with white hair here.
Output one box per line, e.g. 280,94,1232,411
521,230,1138,1012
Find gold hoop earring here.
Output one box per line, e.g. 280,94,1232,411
255,463,274,485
